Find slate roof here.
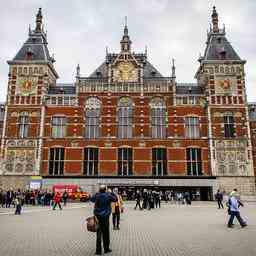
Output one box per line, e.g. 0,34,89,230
48,84,76,95
203,31,241,61
89,57,163,78
12,31,52,62
176,83,203,95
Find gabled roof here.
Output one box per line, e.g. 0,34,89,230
89,54,163,79
203,31,241,61
12,32,52,62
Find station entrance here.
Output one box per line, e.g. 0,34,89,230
108,185,213,201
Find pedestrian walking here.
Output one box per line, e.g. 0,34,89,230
215,190,224,209
227,190,247,228
90,185,117,255
62,190,68,206
111,189,123,230
14,196,22,215
52,192,62,210
134,190,142,210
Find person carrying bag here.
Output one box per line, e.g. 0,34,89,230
89,185,117,255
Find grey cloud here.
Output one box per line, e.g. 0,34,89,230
0,0,255,101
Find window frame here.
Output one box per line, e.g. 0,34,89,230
83,147,99,176
186,148,202,176
152,148,167,176
118,148,133,176
49,148,65,175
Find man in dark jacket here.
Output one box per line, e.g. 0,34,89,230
215,190,224,209
90,185,117,255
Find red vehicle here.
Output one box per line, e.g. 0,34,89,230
52,184,90,201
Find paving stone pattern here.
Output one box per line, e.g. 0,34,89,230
0,202,256,256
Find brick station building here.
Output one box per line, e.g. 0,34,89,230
0,7,256,199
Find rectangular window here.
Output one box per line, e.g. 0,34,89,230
118,148,133,176
118,108,132,138
185,117,200,138
151,108,166,138
152,148,167,176
85,109,100,138
52,117,66,138
224,116,235,137
49,148,65,175
186,148,202,176
83,148,98,175
18,115,29,138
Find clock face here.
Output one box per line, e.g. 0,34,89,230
113,62,138,82
215,76,236,94
16,77,37,96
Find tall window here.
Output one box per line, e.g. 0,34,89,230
118,97,133,138
84,148,98,175
49,148,65,175
18,112,29,138
150,98,166,138
224,115,235,137
85,97,101,138
52,116,66,138
185,117,199,138
152,148,167,176
186,148,202,176
118,148,133,176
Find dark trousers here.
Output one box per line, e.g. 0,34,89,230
112,212,120,228
96,216,110,253
63,199,67,206
15,204,22,215
217,200,224,209
155,199,161,208
134,200,142,210
53,202,62,210
228,211,246,227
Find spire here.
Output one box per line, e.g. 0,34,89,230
171,58,176,83
120,16,132,52
76,64,80,77
35,8,43,32
211,6,219,33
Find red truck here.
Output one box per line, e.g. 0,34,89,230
52,184,90,201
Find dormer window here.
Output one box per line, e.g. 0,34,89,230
26,47,33,60
151,71,156,77
96,71,102,77
219,47,226,60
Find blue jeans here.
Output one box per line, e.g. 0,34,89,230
228,211,246,227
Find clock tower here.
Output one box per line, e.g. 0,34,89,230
196,7,255,193
1,8,58,181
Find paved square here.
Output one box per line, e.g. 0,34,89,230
0,202,255,256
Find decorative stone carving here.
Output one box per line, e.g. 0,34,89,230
215,139,249,176
4,149,36,174
10,112,18,117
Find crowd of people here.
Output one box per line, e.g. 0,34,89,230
0,188,70,214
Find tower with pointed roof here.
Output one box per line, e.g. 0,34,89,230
1,8,58,178
196,7,254,192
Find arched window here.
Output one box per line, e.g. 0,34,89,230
85,97,101,138
150,97,166,138
18,112,29,138
118,97,133,138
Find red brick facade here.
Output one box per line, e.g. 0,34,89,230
0,7,255,198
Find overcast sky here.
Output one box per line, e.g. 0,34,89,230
0,0,255,102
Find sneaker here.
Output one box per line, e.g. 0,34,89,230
104,249,112,254
227,224,234,228
241,223,247,228
95,252,102,255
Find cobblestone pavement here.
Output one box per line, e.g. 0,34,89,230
0,202,256,256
